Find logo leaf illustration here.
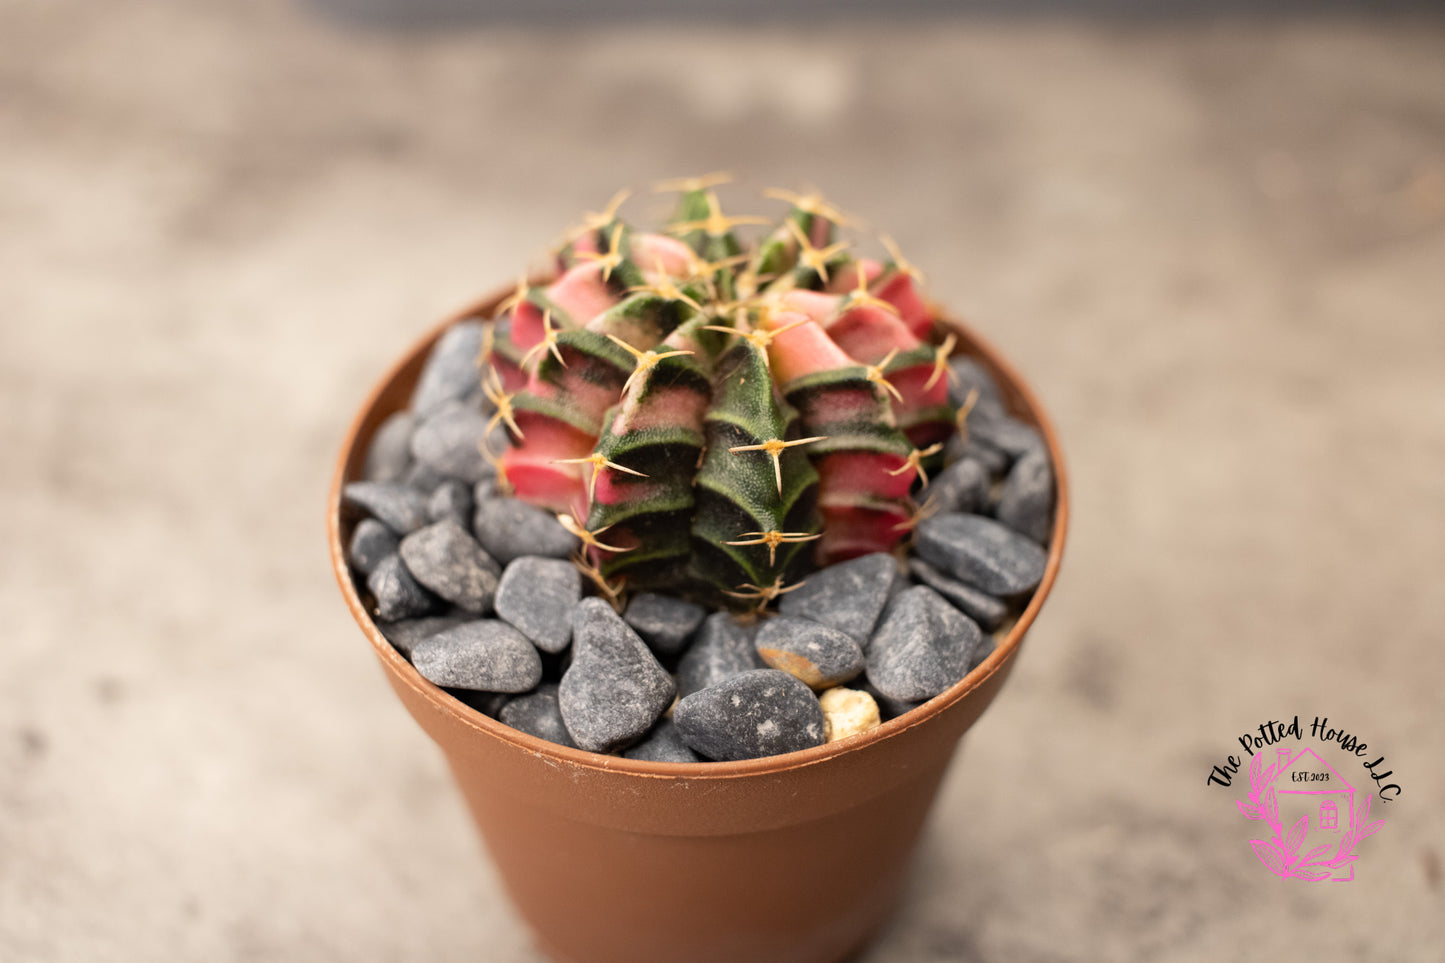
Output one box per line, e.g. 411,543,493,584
1285,816,1308,858
1250,839,1287,877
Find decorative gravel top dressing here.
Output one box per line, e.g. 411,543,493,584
340,182,1057,762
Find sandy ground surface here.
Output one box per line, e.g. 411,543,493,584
2,2,1443,960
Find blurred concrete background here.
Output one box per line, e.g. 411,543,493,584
2,1,1443,960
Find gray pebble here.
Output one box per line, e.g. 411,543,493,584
402,460,448,496
399,520,501,614
927,457,989,515
866,586,982,702
970,412,1044,463
363,411,414,483
861,679,924,721
754,616,865,690
450,688,511,718
778,552,896,645
947,356,1004,410
348,518,398,576
908,558,1008,632
494,556,581,654
427,479,475,529
410,399,492,485
474,498,579,565
996,448,1054,544
498,683,576,748
377,614,466,658
946,435,1009,477
887,562,910,603
915,513,1048,597
412,620,542,693
410,321,484,417
623,719,701,764
558,598,675,753
367,553,438,621
673,670,826,761
343,481,428,535
677,612,763,697
624,593,706,657
971,632,999,672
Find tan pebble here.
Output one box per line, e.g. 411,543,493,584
819,687,880,743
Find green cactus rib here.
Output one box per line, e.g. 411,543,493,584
689,342,819,596
584,322,712,585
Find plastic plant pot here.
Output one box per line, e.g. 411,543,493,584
327,285,1069,963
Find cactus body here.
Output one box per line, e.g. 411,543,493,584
489,186,961,608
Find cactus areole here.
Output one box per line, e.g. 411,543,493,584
485,180,962,610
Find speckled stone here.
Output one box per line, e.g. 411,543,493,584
401,460,448,496
448,688,511,718
861,679,924,721
363,411,414,483
498,683,576,748
426,479,474,529
398,520,501,614
343,481,428,535
376,614,466,658
971,412,1045,463
996,448,1054,544
623,593,705,657
347,518,398,576
947,356,1004,410
946,435,1009,477
676,612,762,698
866,586,982,703
908,558,1009,632
777,552,896,644
754,616,866,690
623,719,701,764
927,457,990,515
411,620,542,693
493,556,580,654
673,669,826,762
410,321,483,417
410,399,492,485
558,598,675,753
473,498,579,565
366,553,438,621
915,513,1048,597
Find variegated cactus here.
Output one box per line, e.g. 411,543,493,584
480,177,960,609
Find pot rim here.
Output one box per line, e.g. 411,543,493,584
327,288,1069,782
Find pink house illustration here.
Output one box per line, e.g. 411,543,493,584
1274,747,1357,881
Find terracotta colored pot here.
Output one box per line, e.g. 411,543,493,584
327,289,1070,963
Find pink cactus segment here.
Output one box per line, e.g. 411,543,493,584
490,354,529,393
817,503,911,564
764,311,854,384
520,362,622,436
608,384,710,436
511,300,549,354
823,304,917,364
591,470,669,509
873,271,932,338
629,232,696,277
815,450,916,501
499,415,592,516
570,230,603,258
781,289,843,325
887,363,950,416
546,261,619,328
826,257,884,295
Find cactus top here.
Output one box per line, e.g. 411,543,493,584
480,179,961,610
